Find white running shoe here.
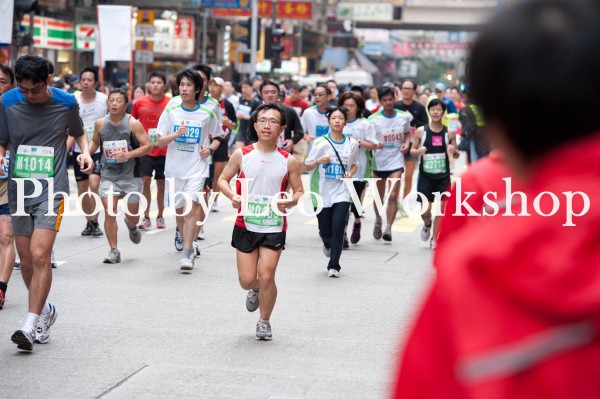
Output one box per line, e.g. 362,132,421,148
36,303,58,344
180,256,194,272
420,224,432,241
193,241,201,258
11,328,35,352
256,320,272,341
328,269,340,278
197,226,205,241
246,289,259,312
174,228,184,251
51,250,57,268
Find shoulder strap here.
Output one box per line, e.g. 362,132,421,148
324,136,347,176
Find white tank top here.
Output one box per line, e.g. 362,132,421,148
235,144,290,233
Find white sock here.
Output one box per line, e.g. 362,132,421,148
42,301,51,315
23,312,40,332
385,224,392,231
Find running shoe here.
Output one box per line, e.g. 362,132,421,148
246,289,259,312
350,222,361,244
211,201,219,213
399,203,409,218
343,233,350,249
11,328,35,352
138,216,151,230
0,290,5,310
256,320,272,341
430,238,437,250
128,226,142,244
35,303,58,344
382,226,392,242
14,260,20,269
323,244,331,258
51,250,57,269
175,228,184,251
197,226,205,241
421,224,432,241
328,269,340,278
91,220,104,237
156,216,166,229
180,255,194,272
81,221,93,236
103,248,121,264
193,241,201,258
373,216,382,240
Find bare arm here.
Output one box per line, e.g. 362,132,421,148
218,148,243,208
410,127,426,157
88,119,103,154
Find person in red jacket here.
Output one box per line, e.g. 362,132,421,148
393,0,600,397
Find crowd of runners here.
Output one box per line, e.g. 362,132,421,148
0,55,473,349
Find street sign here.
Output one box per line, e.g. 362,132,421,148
137,10,154,25
135,50,154,64
212,1,312,20
135,24,156,37
202,0,250,8
135,40,154,51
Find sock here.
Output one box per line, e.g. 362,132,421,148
42,301,51,315
23,312,40,332
259,319,269,324
182,248,193,259
0,281,7,294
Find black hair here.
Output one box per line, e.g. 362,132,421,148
427,98,447,113
377,86,395,100
325,79,338,88
191,64,212,81
338,91,365,116
80,66,98,82
108,88,129,103
15,55,49,84
401,79,417,91
469,0,600,160
350,85,364,96
259,79,279,94
241,79,253,87
290,83,301,92
149,71,167,85
247,103,288,142
133,85,147,96
46,61,54,75
314,84,332,96
326,106,348,122
176,69,203,101
0,65,15,85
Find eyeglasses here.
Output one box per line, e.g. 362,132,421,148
314,92,327,97
257,118,281,126
401,87,415,91
18,82,47,95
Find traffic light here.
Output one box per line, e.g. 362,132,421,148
265,26,285,68
234,18,261,51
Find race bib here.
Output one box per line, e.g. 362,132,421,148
103,140,129,164
244,195,282,227
14,145,54,178
0,153,9,180
173,121,202,144
86,126,94,141
148,128,159,146
324,161,347,180
176,143,196,153
315,125,329,138
383,130,403,149
423,153,447,174
239,104,251,116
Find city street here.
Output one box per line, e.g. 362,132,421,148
0,174,435,398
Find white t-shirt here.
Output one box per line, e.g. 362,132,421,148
166,95,222,137
305,134,359,208
343,117,378,180
74,91,108,153
301,106,329,153
370,110,413,172
226,94,239,111
157,102,221,179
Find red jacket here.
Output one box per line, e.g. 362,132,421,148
393,133,600,399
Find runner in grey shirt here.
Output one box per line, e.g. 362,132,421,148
89,88,152,264
0,55,93,352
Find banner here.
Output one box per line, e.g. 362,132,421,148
97,5,132,61
0,1,13,44
213,1,312,20
21,15,74,49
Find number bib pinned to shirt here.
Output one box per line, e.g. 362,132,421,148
324,161,347,180
148,128,159,147
315,125,330,138
14,145,54,178
103,140,129,164
422,153,447,174
244,195,282,227
173,121,202,145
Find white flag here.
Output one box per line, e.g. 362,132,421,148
97,5,132,62
0,1,14,44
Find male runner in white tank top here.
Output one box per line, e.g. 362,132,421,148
218,103,304,341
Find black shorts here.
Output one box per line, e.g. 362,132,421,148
212,136,229,163
404,142,418,163
231,225,286,253
372,168,404,179
416,174,451,203
139,155,166,179
73,152,102,181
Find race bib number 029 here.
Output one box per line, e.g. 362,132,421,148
14,145,54,178
173,121,202,144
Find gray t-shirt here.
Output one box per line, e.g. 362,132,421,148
99,114,138,181
0,87,84,211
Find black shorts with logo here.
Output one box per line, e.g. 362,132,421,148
231,225,286,253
